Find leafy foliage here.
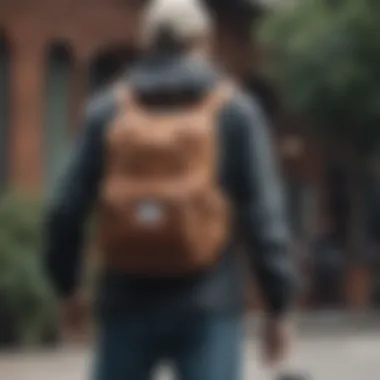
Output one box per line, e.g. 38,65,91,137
0,192,58,346
261,0,380,152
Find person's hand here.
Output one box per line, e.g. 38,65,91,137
60,293,89,343
261,316,292,366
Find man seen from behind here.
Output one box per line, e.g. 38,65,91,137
44,0,296,379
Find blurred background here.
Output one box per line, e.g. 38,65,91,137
0,0,380,379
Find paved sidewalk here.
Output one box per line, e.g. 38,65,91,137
247,310,380,335
1,330,380,380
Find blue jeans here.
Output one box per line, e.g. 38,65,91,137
93,309,243,380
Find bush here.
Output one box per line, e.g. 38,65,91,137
0,192,59,347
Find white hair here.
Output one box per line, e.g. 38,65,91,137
141,0,212,47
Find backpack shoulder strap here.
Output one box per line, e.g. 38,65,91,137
199,80,236,116
113,83,141,115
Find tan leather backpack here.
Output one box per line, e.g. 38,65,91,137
96,82,234,277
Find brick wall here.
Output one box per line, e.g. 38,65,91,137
0,0,140,192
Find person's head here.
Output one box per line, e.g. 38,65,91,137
139,0,213,55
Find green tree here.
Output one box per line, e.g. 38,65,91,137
261,0,380,260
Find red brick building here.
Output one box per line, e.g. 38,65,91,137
0,0,323,220
0,0,372,309
0,0,144,193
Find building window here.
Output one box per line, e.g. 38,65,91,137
44,43,73,192
0,33,10,191
286,179,319,243
326,162,350,245
286,179,305,240
89,47,137,95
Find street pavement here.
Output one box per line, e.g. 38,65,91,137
0,331,379,380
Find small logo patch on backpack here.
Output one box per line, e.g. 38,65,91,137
135,201,164,225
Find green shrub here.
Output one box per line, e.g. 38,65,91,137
0,191,59,347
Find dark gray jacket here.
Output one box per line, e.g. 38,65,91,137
44,53,295,318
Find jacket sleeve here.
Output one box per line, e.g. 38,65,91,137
44,92,115,298
222,95,296,317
